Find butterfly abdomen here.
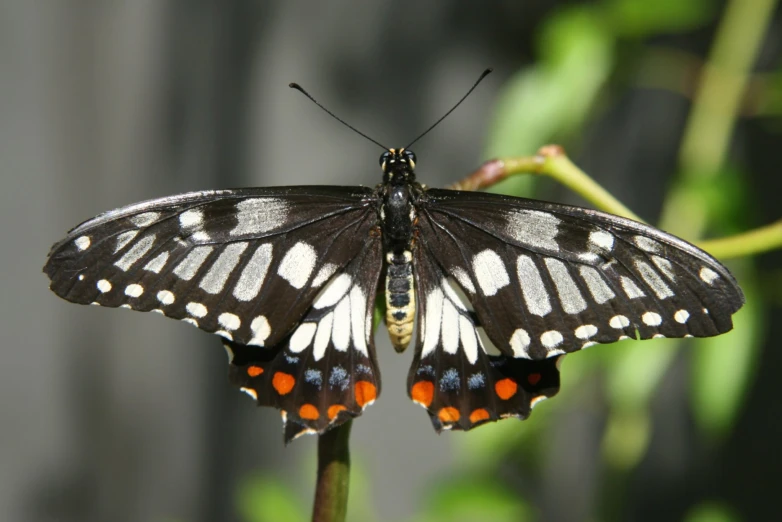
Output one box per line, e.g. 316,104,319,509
385,250,415,352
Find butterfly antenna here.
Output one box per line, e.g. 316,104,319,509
289,82,387,150
404,68,493,150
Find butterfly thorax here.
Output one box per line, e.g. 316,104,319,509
380,148,418,352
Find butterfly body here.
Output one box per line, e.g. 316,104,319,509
44,148,744,442
380,148,420,352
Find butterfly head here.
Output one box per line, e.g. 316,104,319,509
381,148,416,183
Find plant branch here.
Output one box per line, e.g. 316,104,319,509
697,219,782,260
312,420,352,522
448,145,782,260
449,145,644,222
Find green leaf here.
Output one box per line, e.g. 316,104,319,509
410,479,534,522
684,501,741,522
606,0,717,36
484,7,613,197
690,265,762,440
236,475,306,522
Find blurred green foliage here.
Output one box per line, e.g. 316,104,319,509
238,0,777,520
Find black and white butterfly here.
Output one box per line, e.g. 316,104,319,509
43,149,744,442
43,77,744,443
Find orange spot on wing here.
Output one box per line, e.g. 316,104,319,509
299,404,320,420
469,408,490,423
527,372,541,385
272,372,295,395
328,404,347,420
411,381,435,407
495,378,518,400
438,407,460,423
247,366,264,377
355,381,377,407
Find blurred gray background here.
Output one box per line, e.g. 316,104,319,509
3,1,781,522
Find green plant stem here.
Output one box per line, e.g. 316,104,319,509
312,420,352,522
697,219,782,260
449,145,782,260
660,0,778,236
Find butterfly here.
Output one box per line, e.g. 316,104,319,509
43,75,744,443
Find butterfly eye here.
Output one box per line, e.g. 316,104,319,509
404,150,417,165
379,152,391,168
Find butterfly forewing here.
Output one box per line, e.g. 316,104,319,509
45,186,378,347
415,189,744,360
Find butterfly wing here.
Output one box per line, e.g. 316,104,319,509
409,245,562,431
226,235,383,442
45,186,386,441
44,186,379,347
415,188,744,360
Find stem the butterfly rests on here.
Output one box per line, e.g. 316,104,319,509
312,421,352,522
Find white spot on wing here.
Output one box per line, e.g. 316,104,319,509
509,328,531,358
114,230,139,253
313,273,352,309
674,309,690,323
157,290,175,305
635,259,673,299
459,316,478,364
179,209,203,229
130,212,161,227
574,324,597,339
441,299,459,355
248,315,271,346
578,265,615,304
218,312,241,331
331,297,351,351
421,287,444,358
313,312,334,361
143,251,170,273
442,278,469,311
472,250,510,296
642,311,662,326
74,236,90,251
240,387,258,400
699,267,719,284
233,243,272,301
589,230,614,251
516,255,551,316
230,198,289,236
173,246,214,281
505,209,561,251
609,315,630,328
277,242,316,289
633,235,660,252
541,330,564,349
544,258,587,314
350,286,369,357
97,279,112,293
450,267,476,294
289,322,316,353
311,263,339,287
124,284,143,297
199,242,249,294
652,256,676,281
620,276,645,299
186,302,208,318
115,235,156,271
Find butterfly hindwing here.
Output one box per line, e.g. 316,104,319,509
44,186,378,348
415,189,744,360
408,244,562,431
226,235,384,442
